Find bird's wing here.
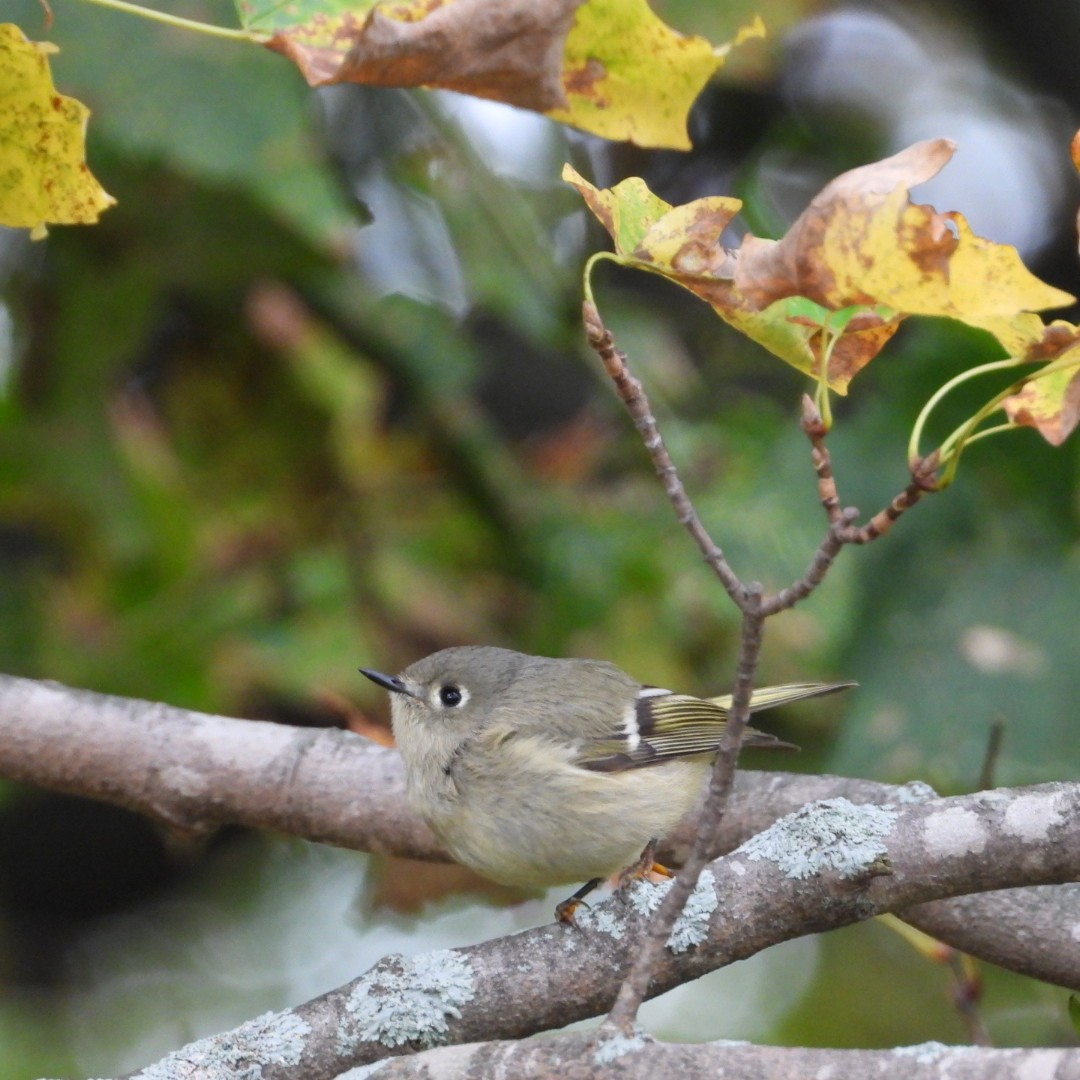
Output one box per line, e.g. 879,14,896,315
574,691,797,773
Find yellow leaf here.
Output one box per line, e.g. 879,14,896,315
567,140,1075,391
635,196,742,271
564,162,895,391
854,203,1075,319
0,24,115,236
547,2,764,149
945,215,1074,316
975,314,1080,363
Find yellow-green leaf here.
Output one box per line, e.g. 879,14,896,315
993,323,1080,446
0,23,115,237
635,195,742,271
1002,352,1080,446
562,164,675,253
547,2,764,149
738,139,1074,320
564,162,896,391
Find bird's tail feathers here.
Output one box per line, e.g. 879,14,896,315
741,726,799,752
709,681,856,714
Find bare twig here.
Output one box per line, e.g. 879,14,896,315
607,600,765,1029
584,301,782,1027
581,310,946,1031
978,716,1007,791
801,392,847,527
764,511,854,614
947,952,990,1047
878,914,990,1046
840,469,936,544
801,394,940,544
582,301,746,605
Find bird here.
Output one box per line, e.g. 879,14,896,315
360,645,852,922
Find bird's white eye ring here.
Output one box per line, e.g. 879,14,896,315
438,685,466,707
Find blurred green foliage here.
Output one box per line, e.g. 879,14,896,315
1,0,1078,1074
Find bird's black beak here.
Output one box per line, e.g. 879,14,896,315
359,668,411,696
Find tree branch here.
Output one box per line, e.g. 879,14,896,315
332,1031,1080,1079
902,884,1080,990
109,782,1080,1079
800,393,940,544
0,673,442,859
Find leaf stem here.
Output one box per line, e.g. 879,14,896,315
72,0,257,41
813,319,841,431
936,351,1080,484
582,251,624,309
908,356,1025,465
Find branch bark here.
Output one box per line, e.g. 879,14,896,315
331,1032,1080,1079
109,781,1080,1079
0,673,442,858
902,884,1080,990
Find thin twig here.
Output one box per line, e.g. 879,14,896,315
948,953,991,1046
839,472,933,544
978,716,1007,792
763,512,853,615
801,393,846,526
799,394,940,544
878,914,991,1046
583,302,746,606
583,300,775,1028
607,600,765,1030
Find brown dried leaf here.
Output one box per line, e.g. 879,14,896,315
255,0,757,147
264,0,585,110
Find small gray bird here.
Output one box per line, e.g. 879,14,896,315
361,646,851,921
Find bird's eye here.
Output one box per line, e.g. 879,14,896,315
439,685,463,707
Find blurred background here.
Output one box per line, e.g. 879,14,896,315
1,0,1079,1074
